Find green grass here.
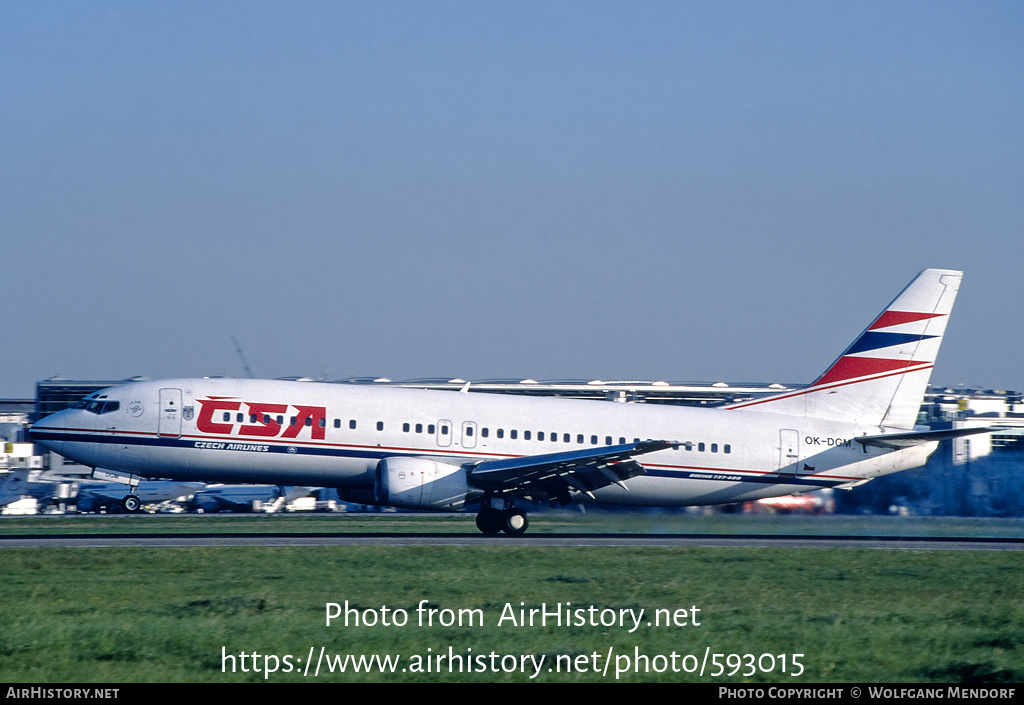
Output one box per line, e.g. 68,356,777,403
1,543,1021,683
2,510,1024,538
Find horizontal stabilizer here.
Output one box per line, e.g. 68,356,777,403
855,426,997,450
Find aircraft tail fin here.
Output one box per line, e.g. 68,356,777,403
727,269,962,429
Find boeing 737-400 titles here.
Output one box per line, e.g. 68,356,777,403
31,269,984,534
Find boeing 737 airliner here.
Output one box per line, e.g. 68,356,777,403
31,269,981,534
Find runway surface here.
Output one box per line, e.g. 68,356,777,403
2,532,1022,549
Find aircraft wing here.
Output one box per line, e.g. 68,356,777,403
855,426,999,450
467,440,676,502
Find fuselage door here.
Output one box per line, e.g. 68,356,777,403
158,388,183,438
779,429,799,475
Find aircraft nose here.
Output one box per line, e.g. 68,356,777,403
29,414,49,437
29,410,68,451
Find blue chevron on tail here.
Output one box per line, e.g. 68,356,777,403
727,269,962,429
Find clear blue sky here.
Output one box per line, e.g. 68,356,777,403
3,1,1022,398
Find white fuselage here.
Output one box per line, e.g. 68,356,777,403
30,377,936,508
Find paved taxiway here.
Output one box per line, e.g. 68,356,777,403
2,533,1021,550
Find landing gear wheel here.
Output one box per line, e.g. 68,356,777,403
476,507,503,535
502,507,529,535
121,495,141,513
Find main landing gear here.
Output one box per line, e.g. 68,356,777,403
475,498,529,536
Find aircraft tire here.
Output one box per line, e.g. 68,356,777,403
502,508,529,535
122,495,141,513
475,507,503,535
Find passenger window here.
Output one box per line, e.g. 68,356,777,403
497,429,504,438
377,421,384,431
537,431,544,441
577,434,584,444
563,433,570,443
482,428,489,438
698,442,705,452
334,419,341,428
349,420,357,429
428,424,435,434
711,443,718,453
605,436,612,445
524,431,531,441
619,437,626,445
466,426,474,437
724,444,731,454
403,423,410,432
591,435,598,445
223,412,231,422
416,423,423,433
511,430,518,440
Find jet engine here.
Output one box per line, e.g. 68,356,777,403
374,457,472,510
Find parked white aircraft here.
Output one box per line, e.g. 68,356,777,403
73,479,205,513
31,269,983,534
188,484,314,513
0,470,50,509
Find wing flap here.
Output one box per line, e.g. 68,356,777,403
468,440,676,501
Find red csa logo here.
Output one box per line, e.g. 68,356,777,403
196,397,327,440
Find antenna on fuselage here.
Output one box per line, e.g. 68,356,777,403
231,336,255,379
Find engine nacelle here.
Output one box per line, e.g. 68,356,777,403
374,457,470,510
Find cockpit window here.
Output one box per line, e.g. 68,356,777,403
76,399,120,415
